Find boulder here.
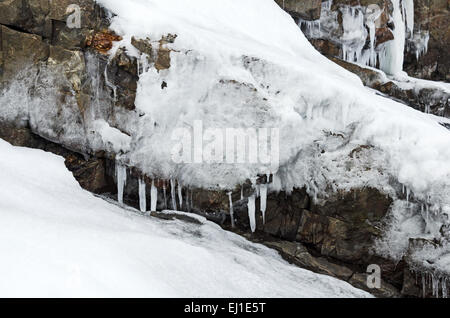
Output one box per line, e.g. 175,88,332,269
275,0,322,20
0,25,49,81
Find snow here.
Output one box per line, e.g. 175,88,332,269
402,0,414,37
0,0,448,275
93,119,131,154
91,0,450,269
0,139,370,297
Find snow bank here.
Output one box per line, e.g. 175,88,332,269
0,139,370,297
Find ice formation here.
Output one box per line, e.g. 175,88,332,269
0,139,371,297
248,195,256,233
116,161,127,206
163,182,168,209
177,183,183,208
298,0,425,74
260,184,267,224
170,179,177,211
228,192,235,228
150,180,158,212
379,0,406,75
138,178,146,212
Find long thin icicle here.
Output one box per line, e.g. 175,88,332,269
248,195,256,233
150,180,157,211
163,181,167,208
170,179,177,210
228,192,235,228
177,182,183,209
260,184,267,224
138,178,146,212
116,161,126,205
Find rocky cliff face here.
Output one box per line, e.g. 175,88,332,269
0,0,448,298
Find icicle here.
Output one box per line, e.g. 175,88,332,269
248,194,256,233
138,178,146,212
442,277,448,298
177,182,183,209
402,0,414,37
240,187,244,200
228,192,235,228
432,273,439,298
379,0,406,75
150,180,157,212
104,63,117,102
170,179,177,210
115,161,127,205
422,274,426,298
260,184,267,224
163,181,167,209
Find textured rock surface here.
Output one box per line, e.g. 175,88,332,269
275,0,322,20
404,0,450,81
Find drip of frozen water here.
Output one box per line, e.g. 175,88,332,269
228,192,235,228
170,179,177,210
248,194,256,233
260,184,267,224
365,5,382,67
177,182,183,209
411,31,430,60
163,181,167,208
379,0,406,75
150,180,157,211
341,7,367,65
185,189,190,212
104,63,117,102
402,0,414,37
443,277,448,298
138,178,146,212
115,161,127,205
298,20,322,38
241,187,244,200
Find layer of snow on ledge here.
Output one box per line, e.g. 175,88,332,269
93,119,131,153
0,139,370,297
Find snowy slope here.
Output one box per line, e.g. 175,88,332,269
0,139,370,297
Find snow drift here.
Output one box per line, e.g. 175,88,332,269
0,139,370,297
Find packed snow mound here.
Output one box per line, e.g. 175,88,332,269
0,139,370,297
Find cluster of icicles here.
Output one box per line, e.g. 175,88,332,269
116,161,268,233
414,270,449,298
297,0,429,74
